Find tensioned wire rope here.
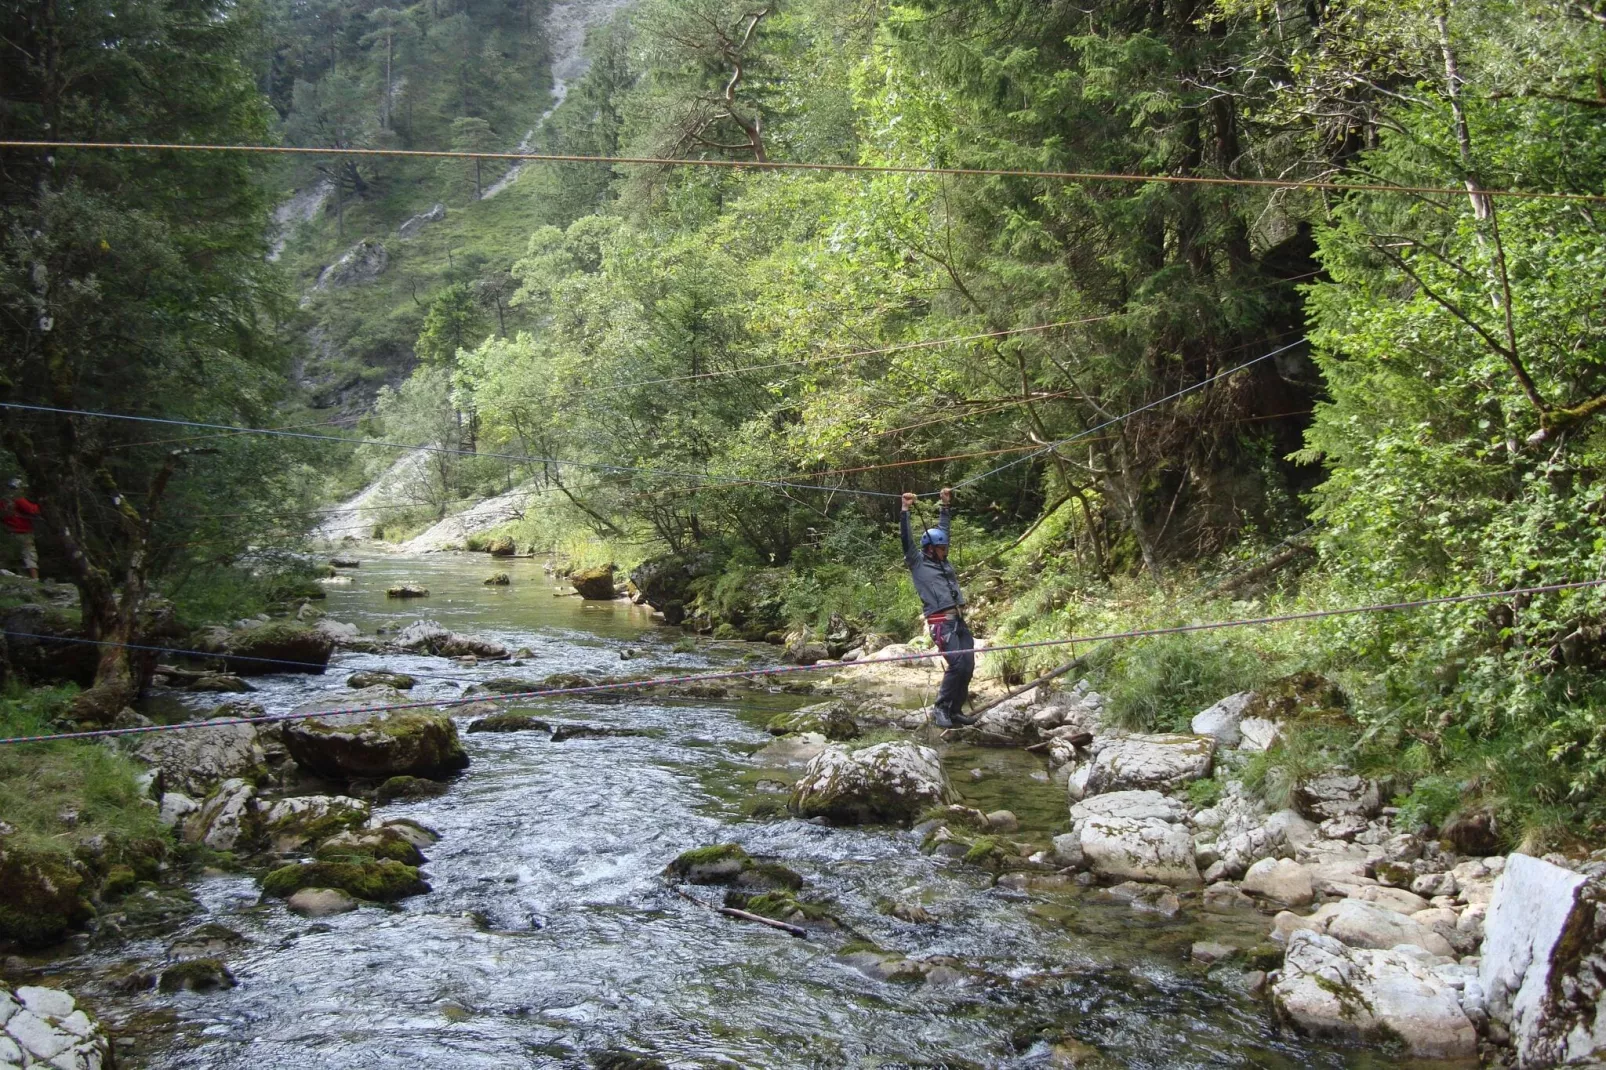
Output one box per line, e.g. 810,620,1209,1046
0,337,1306,507
3,578,1600,746
1,141,1602,204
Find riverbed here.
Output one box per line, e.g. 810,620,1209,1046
25,555,1411,1068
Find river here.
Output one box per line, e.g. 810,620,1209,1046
31,555,1406,1068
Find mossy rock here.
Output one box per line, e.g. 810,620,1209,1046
223,621,335,676
1243,671,1352,726
314,827,426,866
282,694,469,781
158,958,236,993
712,623,740,640
347,671,417,690
486,535,517,557
724,890,838,926
467,712,553,734
663,844,751,884
766,700,860,742
0,840,93,947
484,572,511,585
386,584,430,598
474,676,544,694
99,865,139,900
571,565,619,600
261,859,430,902
375,776,450,803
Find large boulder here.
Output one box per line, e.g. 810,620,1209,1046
1191,692,1255,747
1481,853,1606,1067
1,983,115,1070
570,565,619,600
209,621,334,675
391,619,507,659
1070,733,1214,799
1067,790,1199,885
766,701,859,742
789,742,952,825
629,551,717,625
1295,773,1381,821
1274,898,1455,958
486,535,516,557
281,688,469,781
259,795,370,854
1274,930,1479,1059
135,717,265,796
182,778,259,852
0,839,91,948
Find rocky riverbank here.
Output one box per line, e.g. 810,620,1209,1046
5,554,1604,1068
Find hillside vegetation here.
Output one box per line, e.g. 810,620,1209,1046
303,0,1606,847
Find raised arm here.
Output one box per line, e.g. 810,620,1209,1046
937,487,953,537
900,491,917,566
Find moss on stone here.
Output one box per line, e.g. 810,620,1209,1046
466,712,553,734
261,859,430,902
100,864,138,900
375,776,449,803
726,890,836,924
158,958,237,993
0,841,93,948
664,843,751,883
734,861,805,893
314,827,426,865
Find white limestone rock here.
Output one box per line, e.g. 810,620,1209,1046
1068,790,1199,885
1274,930,1478,1059
1294,773,1381,821
1241,857,1314,906
1237,716,1282,751
181,778,257,851
0,983,111,1070
135,718,265,796
1480,853,1606,1067
788,742,952,825
1191,692,1255,747
1080,733,1214,796
1273,898,1456,958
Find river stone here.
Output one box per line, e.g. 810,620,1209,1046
386,583,429,598
1481,853,1606,1067
183,778,258,851
1275,898,1456,957
1237,716,1282,751
1068,790,1199,886
789,742,953,825
570,565,618,600
1077,733,1214,797
282,687,469,781
1274,930,1478,1058
260,795,370,853
216,621,334,675
287,887,359,917
1191,692,1254,747
347,671,416,690
135,717,265,796
1,983,111,1070
1352,885,1430,916
1294,773,1381,821
766,701,860,741
1241,857,1314,906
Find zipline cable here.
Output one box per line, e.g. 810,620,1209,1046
1,141,1601,204
3,577,1598,746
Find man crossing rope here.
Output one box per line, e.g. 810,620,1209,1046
901,487,978,728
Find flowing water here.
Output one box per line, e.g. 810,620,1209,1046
29,556,1428,1068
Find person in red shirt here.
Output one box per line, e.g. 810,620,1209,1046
3,478,41,580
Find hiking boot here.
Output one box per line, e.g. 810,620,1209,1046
928,707,956,729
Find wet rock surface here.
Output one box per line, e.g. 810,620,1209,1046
788,742,952,825
280,687,469,780
0,983,113,1070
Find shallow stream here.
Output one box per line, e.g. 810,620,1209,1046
31,556,1427,1068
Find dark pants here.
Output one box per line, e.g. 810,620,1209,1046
930,614,975,720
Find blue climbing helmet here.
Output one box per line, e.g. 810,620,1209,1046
920,527,949,549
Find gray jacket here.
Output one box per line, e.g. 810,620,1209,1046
901,506,964,617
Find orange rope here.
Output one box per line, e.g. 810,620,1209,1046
3,140,1600,203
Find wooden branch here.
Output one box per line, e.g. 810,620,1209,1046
1211,542,1314,595
963,654,1091,720
716,906,807,938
